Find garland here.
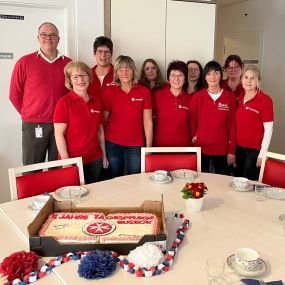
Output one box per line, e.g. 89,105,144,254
1,217,189,284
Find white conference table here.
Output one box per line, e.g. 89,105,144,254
0,172,284,285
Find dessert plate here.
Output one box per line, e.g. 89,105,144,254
171,169,198,180
54,185,88,200
149,174,173,184
227,254,266,277
266,187,285,200
229,182,253,192
28,195,50,211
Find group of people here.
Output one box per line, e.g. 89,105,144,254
9,22,274,184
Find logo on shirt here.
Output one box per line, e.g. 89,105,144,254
131,98,143,102
218,102,229,111
90,109,100,113
245,106,259,114
178,105,189,110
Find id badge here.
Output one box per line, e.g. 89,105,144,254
35,125,43,138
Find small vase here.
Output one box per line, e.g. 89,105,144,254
185,197,204,213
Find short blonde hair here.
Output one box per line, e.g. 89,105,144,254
114,55,137,85
242,65,261,81
64,61,92,90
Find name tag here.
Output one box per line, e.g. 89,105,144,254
35,126,43,138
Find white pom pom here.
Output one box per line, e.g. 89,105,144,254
127,243,164,268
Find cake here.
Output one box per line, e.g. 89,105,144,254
39,212,159,244
38,212,106,243
101,213,159,244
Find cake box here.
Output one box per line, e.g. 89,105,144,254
27,197,167,257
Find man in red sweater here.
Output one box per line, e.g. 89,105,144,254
9,22,72,165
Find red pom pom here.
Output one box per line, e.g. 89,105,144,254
163,265,170,272
112,252,118,258
0,251,39,283
149,266,156,272
136,270,143,277
48,259,54,266
38,271,46,278
166,255,173,260
128,263,134,269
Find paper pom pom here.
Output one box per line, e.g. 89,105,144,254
78,250,116,279
0,251,39,284
127,244,164,268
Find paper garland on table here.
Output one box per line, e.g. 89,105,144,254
1,215,189,284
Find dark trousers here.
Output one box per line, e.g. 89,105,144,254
83,158,103,184
235,145,260,180
105,140,141,178
22,122,57,165
202,154,230,175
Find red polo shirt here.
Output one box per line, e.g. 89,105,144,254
88,64,114,99
53,90,103,163
103,83,152,146
190,88,237,155
222,79,244,98
153,87,192,146
236,90,274,150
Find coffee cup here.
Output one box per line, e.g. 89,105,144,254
235,248,259,271
153,170,167,182
232,177,249,189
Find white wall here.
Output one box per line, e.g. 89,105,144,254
76,0,104,66
215,0,285,154
0,0,104,203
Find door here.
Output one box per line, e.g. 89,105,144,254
223,30,264,70
0,3,66,202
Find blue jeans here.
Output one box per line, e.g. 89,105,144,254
105,140,141,178
83,158,102,184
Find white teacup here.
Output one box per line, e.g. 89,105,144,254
233,177,249,189
235,248,259,271
153,170,168,182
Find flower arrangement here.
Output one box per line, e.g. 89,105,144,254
181,182,208,199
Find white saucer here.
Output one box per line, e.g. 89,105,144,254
227,254,266,277
149,174,173,184
28,195,50,211
266,187,285,200
171,169,198,180
54,186,88,200
229,182,253,192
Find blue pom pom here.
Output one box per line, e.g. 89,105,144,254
128,268,135,274
78,250,116,279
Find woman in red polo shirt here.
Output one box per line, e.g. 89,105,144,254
222,54,244,99
235,65,274,180
153,60,191,147
186,60,204,96
103,55,153,178
139,58,165,96
190,60,236,175
53,61,108,183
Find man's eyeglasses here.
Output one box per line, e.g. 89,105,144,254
71,74,88,81
96,49,111,55
39,33,58,40
227,66,241,71
144,66,157,72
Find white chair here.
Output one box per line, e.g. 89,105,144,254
8,157,85,200
258,151,285,188
141,147,201,173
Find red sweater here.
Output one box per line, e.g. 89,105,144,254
9,51,71,123
88,64,114,99
190,88,237,155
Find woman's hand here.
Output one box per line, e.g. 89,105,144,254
227,154,236,165
256,157,262,167
102,155,109,169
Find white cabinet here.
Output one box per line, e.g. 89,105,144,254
111,0,216,75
